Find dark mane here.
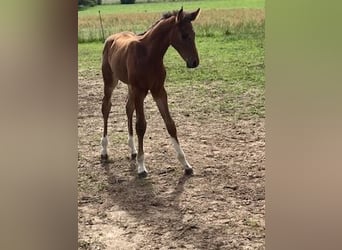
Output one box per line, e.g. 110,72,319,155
162,10,178,19
138,10,178,36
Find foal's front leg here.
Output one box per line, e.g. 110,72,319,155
152,87,193,175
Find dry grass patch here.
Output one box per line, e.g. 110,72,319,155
78,9,264,42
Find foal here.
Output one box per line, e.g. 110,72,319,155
100,7,200,177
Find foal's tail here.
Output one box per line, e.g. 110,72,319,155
101,38,113,86
100,38,115,151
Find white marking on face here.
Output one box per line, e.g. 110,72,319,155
137,154,148,174
170,138,192,169
101,136,108,156
128,135,137,155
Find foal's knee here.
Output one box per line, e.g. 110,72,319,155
102,95,111,105
135,119,146,137
101,97,112,115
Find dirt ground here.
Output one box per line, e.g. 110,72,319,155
78,74,265,249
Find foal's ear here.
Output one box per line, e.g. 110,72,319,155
176,7,184,23
189,8,201,21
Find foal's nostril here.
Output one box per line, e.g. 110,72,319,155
192,60,198,68
186,59,199,68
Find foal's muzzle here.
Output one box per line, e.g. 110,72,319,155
186,59,199,68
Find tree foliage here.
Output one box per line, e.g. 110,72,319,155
78,0,97,7
120,0,136,4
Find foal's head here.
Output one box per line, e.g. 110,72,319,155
169,8,200,68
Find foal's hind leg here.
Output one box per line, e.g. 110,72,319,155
126,86,137,160
100,66,118,160
133,89,148,177
152,87,193,175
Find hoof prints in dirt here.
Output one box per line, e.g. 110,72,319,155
78,78,265,249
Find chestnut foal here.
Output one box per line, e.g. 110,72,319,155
100,8,200,177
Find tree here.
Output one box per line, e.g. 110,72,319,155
78,0,97,7
120,0,136,4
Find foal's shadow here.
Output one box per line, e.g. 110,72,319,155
169,174,192,201
101,157,157,212
101,157,192,219
100,157,200,248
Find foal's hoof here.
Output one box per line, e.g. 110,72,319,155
184,168,194,175
131,153,137,160
101,154,108,161
138,171,148,178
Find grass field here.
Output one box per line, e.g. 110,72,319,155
78,4,265,118
79,32,264,118
78,0,265,40
78,1,265,249
79,0,264,16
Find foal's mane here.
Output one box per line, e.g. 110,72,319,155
162,10,179,19
137,10,178,36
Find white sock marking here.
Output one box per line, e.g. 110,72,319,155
170,138,192,169
128,135,137,156
137,154,148,174
101,136,108,156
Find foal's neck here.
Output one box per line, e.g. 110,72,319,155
140,17,175,63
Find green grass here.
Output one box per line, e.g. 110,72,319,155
78,8,264,43
78,1,265,119
78,0,264,16
79,28,264,118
